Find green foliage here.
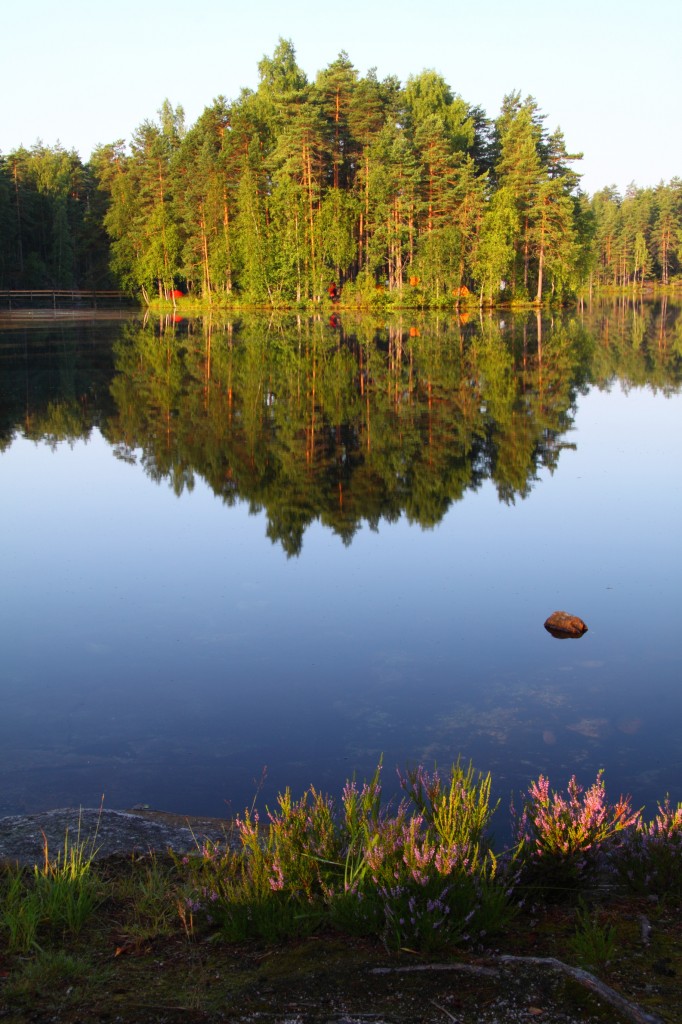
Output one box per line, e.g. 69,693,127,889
177,760,512,952
570,898,618,968
589,179,682,289
0,824,102,953
513,771,642,897
2,949,92,1003
5,764,682,985
116,854,179,939
0,43,600,302
0,870,43,953
4,54,680,302
618,797,682,896
0,143,112,289
400,760,498,857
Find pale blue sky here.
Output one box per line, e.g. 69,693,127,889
2,0,679,196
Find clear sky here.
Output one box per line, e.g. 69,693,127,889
2,0,679,197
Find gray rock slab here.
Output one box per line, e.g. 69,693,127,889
0,807,232,866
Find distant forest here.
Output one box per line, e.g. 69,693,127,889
1,40,680,305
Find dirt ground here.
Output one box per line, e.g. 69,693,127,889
1,927,676,1024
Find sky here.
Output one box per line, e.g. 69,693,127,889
2,0,680,197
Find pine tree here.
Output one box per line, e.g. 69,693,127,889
315,52,358,190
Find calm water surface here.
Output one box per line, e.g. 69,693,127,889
1,304,681,828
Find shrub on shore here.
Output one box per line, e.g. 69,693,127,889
2,762,681,957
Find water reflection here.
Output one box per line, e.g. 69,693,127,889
0,301,681,823
4,301,679,555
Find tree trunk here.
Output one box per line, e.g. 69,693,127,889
12,162,24,274
222,189,232,293
200,201,211,298
535,215,545,303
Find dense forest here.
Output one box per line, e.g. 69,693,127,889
0,40,680,304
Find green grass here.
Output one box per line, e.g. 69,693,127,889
570,898,619,968
0,810,103,953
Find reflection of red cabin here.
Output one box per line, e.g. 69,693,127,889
171,289,183,299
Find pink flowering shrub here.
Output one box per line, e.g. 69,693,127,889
400,760,498,858
177,760,512,947
619,797,682,895
260,785,339,899
515,770,640,868
642,797,682,843
173,767,682,942
364,761,508,949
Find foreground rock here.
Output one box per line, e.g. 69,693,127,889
544,610,588,638
0,806,231,866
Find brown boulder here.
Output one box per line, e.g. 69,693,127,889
544,611,588,639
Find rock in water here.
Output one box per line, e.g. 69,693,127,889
544,611,588,638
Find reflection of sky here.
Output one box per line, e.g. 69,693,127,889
1,383,681,827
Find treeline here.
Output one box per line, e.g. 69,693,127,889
0,40,680,303
590,180,682,289
0,143,113,290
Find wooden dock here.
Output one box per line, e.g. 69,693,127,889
0,289,135,311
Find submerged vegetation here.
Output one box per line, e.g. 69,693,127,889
1,762,681,1022
1,39,680,306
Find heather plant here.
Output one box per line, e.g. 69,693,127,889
372,763,510,949
338,765,384,892
329,763,510,949
400,761,498,865
263,785,340,899
514,770,640,893
618,797,682,896
178,827,325,943
177,784,346,941
376,871,511,953
324,767,404,936
178,761,512,950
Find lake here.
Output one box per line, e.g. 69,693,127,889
1,301,681,834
